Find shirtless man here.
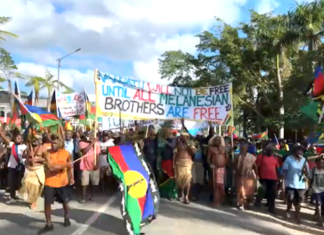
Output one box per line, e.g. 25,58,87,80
174,132,196,204
208,136,227,207
22,133,48,209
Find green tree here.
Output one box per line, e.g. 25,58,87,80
0,17,18,41
39,70,74,111
0,48,20,116
24,76,43,105
283,0,324,70
159,9,321,137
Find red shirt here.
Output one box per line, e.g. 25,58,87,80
256,154,279,180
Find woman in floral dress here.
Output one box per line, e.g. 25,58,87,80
233,141,258,210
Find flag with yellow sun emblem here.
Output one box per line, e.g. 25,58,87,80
108,144,160,235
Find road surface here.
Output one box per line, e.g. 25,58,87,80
0,190,322,235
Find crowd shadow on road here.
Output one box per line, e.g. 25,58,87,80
175,194,323,235
1,190,324,235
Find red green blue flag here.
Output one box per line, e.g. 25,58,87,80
108,145,159,235
311,66,324,98
15,97,61,127
252,130,268,139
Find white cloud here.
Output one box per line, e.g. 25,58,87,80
255,0,280,14
16,62,93,95
0,0,248,94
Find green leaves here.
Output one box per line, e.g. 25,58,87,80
0,17,18,41
158,2,324,134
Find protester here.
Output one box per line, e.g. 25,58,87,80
38,134,73,234
208,135,227,207
0,126,27,204
234,140,258,210
309,157,324,226
64,129,74,156
99,131,114,191
282,145,309,224
203,126,215,184
174,131,196,204
255,142,279,214
143,128,158,178
19,132,47,210
158,126,177,200
79,131,100,203
191,133,204,201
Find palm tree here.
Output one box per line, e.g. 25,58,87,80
40,70,74,111
24,76,43,105
283,0,324,68
0,17,18,41
24,70,74,110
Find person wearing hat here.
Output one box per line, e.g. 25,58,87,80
282,144,309,224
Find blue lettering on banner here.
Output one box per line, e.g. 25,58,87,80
66,96,72,103
108,117,120,128
166,106,189,118
102,85,130,99
100,72,145,89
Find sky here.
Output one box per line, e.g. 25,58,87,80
0,0,312,96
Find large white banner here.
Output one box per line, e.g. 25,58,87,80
57,92,86,118
95,71,233,125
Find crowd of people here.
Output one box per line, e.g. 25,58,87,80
0,119,324,235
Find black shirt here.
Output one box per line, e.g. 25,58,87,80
162,138,176,161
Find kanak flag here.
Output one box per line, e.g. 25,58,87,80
108,145,159,235
312,66,324,97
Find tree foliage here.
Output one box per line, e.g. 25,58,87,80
0,17,18,41
159,1,324,137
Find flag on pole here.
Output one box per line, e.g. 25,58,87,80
252,130,268,139
12,93,60,127
108,145,159,235
50,90,61,118
11,80,20,123
25,90,33,105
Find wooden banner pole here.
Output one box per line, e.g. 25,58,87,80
93,69,99,167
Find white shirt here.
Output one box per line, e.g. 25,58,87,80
7,142,27,168
100,139,114,167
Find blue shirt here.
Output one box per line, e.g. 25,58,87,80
283,155,309,189
194,151,202,162
65,139,74,156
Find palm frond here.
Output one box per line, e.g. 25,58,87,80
0,17,18,40
0,17,11,25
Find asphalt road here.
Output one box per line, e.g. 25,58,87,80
0,189,323,235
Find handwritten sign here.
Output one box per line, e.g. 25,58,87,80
57,92,86,118
96,71,233,123
101,118,161,130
